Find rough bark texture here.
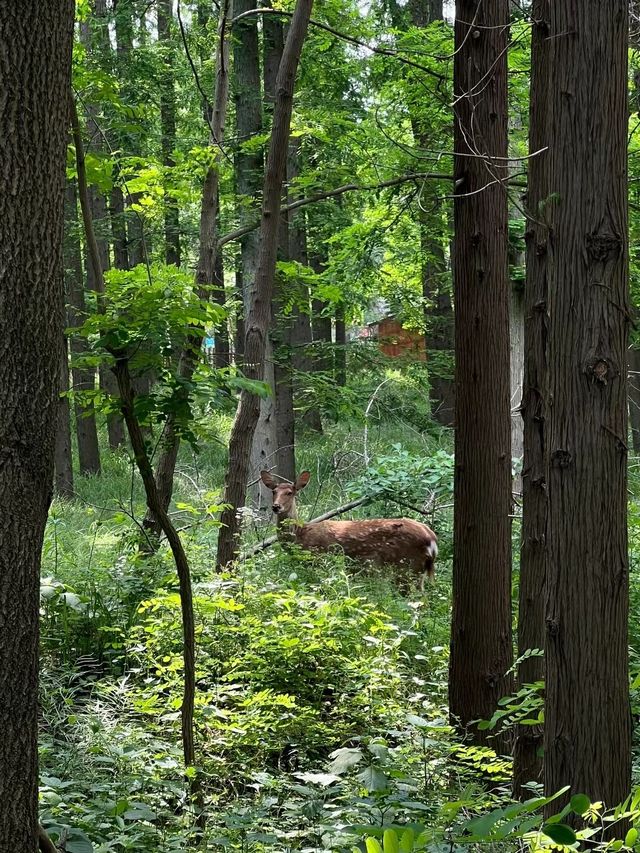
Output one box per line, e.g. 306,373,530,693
157,0,181,267
233,0,277,498
213,234,230,368
217,0,314,569
448,0,513,749
267,15,297,483
65,180,102,476
512,0,548,798
0,3,74,849
629,346,640,454
55,335,75,498
544,0,630,811
510,279,525,477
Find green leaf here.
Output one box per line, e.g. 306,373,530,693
542,823,577,846
383,829,399,853
399,829,415,853
366,837,383,853
625,828,638,847
358,765,389,792
570,794,590,815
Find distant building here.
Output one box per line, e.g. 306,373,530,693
368,316,426,361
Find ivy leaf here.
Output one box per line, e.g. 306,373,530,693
542,823,577,846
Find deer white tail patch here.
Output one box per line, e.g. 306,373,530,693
427,540,438,559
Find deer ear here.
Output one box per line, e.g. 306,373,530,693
295,471,311,491
260,470,277,490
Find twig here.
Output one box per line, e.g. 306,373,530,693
38,825,59,853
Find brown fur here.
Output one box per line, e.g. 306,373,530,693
260,470,437,592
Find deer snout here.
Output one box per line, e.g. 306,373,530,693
272,503,281,513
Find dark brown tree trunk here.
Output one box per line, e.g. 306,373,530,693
629,346,640,454
55,335,74,498
310,253,333,379
544,0,630,812
0,4,74,849
217,0,314,569
448,0,513,749
234,0,277,496
110,183,129,271
143,1,232,542
66,180,101,476
512,0,548,798
157,0,181,267
266,12,297,482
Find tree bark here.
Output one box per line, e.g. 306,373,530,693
335,304,347,387
512,0,548,797
265,12,298,482
629,346,640,454
448,0,513,749
544,0,630,812
157,0,181,267
143,0,232,541
0,4,74,850
216,0,314,569
55,335,75,499
82,0,126,451
65,180,101,476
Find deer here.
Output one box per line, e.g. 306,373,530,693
260,470,437,592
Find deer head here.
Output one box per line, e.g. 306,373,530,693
260,470,311,523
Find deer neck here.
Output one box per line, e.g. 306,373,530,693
275,502,302,542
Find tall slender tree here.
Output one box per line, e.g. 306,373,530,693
66,180,102,476
513,0,549,797
217,0,314,568
158,0,181,267
448,0,513,746
0,3,74,849
544,0,630,810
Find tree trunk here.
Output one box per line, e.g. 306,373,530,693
406,0,454,427
288,145,322,431
213,232,230,368
82,1,126,451
55,335,74,498
512,0,549,797
266,11,297,482
335,304,347,387
544,0,630,812
216,0,314,569
233,0,277,498
66,180,101,476
510,280,525,483
629,346,640,454
143,0,232,542
157,0,181,267
448,0,513,749
0,4,74,850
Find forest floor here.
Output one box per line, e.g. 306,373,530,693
38,375,640,851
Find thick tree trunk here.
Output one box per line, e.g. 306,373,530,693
0,4,74,850
157,0,181,267
216,0,314,569
65,181,101,476
510,280,525,479
512,1,549,797
233,0,277,497
55,335,75,498
544,0,630,812
448,0,513,749
110,183,129,271
266,13,297,482
629,346,640,454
